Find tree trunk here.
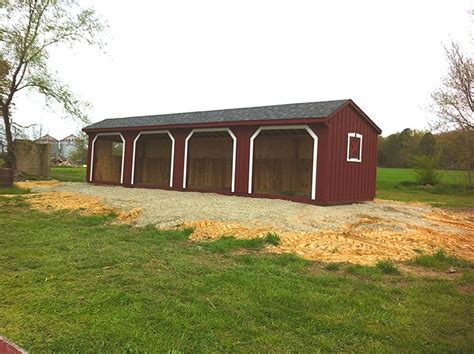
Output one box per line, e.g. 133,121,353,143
467,161,472,187
467,131,473,187
1,105,15,169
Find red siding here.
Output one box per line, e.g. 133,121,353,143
325,105,378,203
308,124,329,204
170,128,190,190
234,126,258,195
122,131,137,186
86,102,380,205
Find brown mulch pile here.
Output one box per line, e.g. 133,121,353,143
16,180,63,189
25,191,142,225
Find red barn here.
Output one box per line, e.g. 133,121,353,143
83,99,381,205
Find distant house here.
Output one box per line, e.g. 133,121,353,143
36,134,59,159
59,134,78,160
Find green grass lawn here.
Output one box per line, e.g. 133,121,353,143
50,166,87,182
377,168,473,208
376,168,469,189
0,196,472,352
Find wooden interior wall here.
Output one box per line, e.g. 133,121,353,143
187,133,232,190
135,135,172,186
93,136,123,183
253,131,312,196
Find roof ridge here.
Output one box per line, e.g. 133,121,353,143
98,99,350,122
83,99,353,131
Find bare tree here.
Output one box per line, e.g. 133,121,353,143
431,41,474,185
0,0,105,169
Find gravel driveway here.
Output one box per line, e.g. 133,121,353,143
29,182,438,230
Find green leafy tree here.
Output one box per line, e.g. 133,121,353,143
431,42,473,186
416,132,437,156
0,0,105,169
69,131,88,164
412,154,440,186
411,132,441,186
377,129,423,168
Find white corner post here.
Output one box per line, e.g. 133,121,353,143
183,128,237,193
89,132,126,184
131,130,175,187
248,125,318,200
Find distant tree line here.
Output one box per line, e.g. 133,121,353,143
378,128,473,185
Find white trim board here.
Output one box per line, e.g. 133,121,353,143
248,125,318,200
183,128,237,193
131,130,175,187
89,132,126,184
346,132,363,163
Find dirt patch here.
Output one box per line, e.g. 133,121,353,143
458,284,474,294
25,191,142,225
27,191,112,214
397,264,466,279
182,220,277,241
426,209,474,230
19,182,474,265
115,207,143,225
182,214,474,265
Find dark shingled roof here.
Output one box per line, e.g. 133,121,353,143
84,99,349,130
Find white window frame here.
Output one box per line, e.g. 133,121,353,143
346,132,363,163
131,130,175,187
183,128,237,193
248,125,318,200
89,133,126,184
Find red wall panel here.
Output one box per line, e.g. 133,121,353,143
170,129,190,190
233,126,258,195
122,131,137,186
325,105,378,203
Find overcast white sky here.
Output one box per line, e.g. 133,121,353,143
13,0,473,138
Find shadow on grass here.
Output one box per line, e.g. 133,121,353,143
200,233,281,253
346,260,401,278
0,185,30,195
236,252,310,272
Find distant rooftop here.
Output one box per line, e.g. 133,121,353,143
36,134,77,142
36,134,58,142
60,134,77,141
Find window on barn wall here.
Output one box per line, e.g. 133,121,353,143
346,133,362,162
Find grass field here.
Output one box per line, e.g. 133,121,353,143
0,196,472,352
376,168,473,208
47,166,473,208
50,166,87,182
